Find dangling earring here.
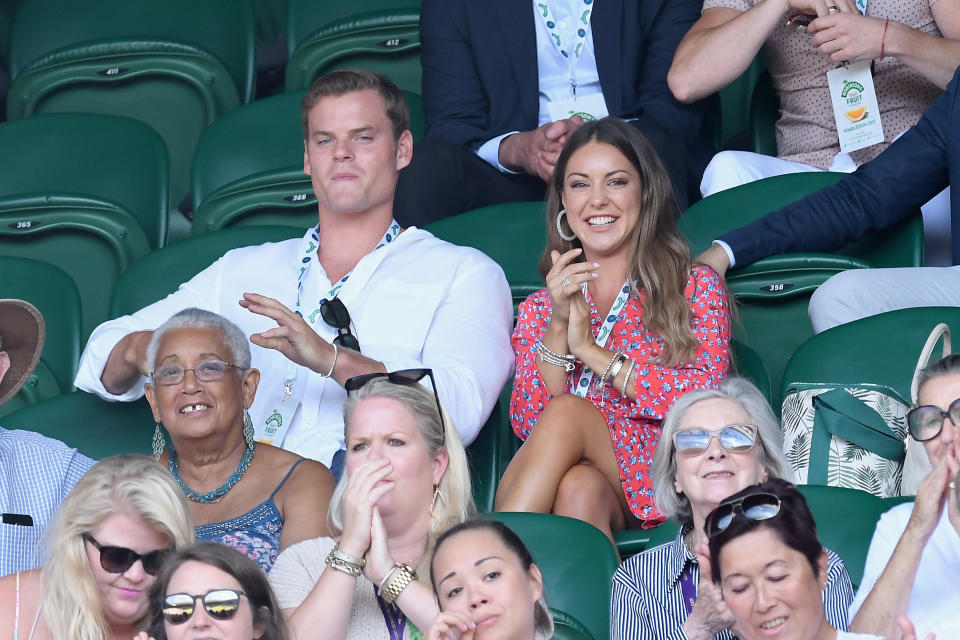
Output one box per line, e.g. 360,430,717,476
243,409,255,449
555,209,577,241
429,484,445,520
152,423,166,461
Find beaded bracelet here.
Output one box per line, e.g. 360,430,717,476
381,563,417,604
536,340,576,372
619,359,634,396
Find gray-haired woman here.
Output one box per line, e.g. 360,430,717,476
610,377,854,640
145,308,334,572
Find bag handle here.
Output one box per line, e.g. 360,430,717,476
911,324,952,403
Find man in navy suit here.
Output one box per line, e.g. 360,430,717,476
393,0,714,227
698,66,960,332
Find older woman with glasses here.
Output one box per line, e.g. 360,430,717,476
706,479,884,640
144,308,334,573
268,371,475,639
848,354,960,639
0,455,193,639
611,378,853,640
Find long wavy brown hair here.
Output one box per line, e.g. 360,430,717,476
539,118,698,366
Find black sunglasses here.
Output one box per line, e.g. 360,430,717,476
906,397,960,442
345,368,445,436
320,297,361,353
705,492,782,538
82,533,169,576
162,589,246,624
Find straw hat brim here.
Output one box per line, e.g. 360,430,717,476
0,299,45,406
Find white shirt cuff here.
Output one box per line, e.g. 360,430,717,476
713,240,736,268
477,132,522,174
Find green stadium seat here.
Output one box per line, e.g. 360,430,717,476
680,172,923,406
191,90,425,234
467,384,518,513
0,257,81,409
254,0,287,44
425,201,546,314
109,226,303,319
0,114,166,337
8,0,256,240
285,0,421,94
718,54,767,149
2,391,155,460
750,68,778,156
488,512,619,640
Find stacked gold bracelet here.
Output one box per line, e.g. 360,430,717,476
325,544,365,577
381,563,417,604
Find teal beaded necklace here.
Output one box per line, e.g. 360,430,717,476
168,443,256,503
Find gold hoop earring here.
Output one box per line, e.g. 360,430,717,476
429,485,445,520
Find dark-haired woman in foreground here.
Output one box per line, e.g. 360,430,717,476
428,519,553,640
706,479,882,640
497,117,731,541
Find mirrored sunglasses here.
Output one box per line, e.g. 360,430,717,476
706,492,782,538
673,424,759,457
151,360,243,385
82,533,169,575
906,397,960,442
162,589,246,624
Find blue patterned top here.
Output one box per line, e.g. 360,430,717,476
195,458,305,573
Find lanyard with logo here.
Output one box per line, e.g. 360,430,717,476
571,281,631,398
535,0,595,98
260,220,400,445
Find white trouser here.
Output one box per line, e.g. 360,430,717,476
808,265,960,333
700,150,953,267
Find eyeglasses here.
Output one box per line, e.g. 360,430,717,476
906,397,960,442
320,298,361,353
151,360,243,385
705,493,782,538
162,589,247,624
345,368,445,436
672,425,759,457
82,533,169,575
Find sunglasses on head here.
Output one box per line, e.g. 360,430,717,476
906,397,960,442
82,533,169,576
705,492,782,538
672,424,759,457
162,589,246,625
345,368,445,436
320,297,361,353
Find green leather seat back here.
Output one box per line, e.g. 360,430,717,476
467,384,518,513
782,307,960,405
488,512,618,640
0,114,166,336
8,0,256,234
109,226,303,319
425,201,547,315
2,391,155,460
680,172,923,406
0,257,80,394
750,68,778,156
718,54,766,149
191,90,424,234
285,0,422,93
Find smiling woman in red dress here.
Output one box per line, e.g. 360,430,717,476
495,118,732,544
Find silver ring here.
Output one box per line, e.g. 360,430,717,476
561,277,571,287
950,481,957,490
827,4,838,12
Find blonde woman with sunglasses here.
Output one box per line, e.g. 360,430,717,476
0,455,193,640
611,378,854,640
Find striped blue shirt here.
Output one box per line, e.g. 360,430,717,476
0,427,95,576
610,526,854,639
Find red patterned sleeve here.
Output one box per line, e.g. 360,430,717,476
624,265,732,420
509,289,556,440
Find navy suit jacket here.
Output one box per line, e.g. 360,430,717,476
419,0,713,188
722,66,960,267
